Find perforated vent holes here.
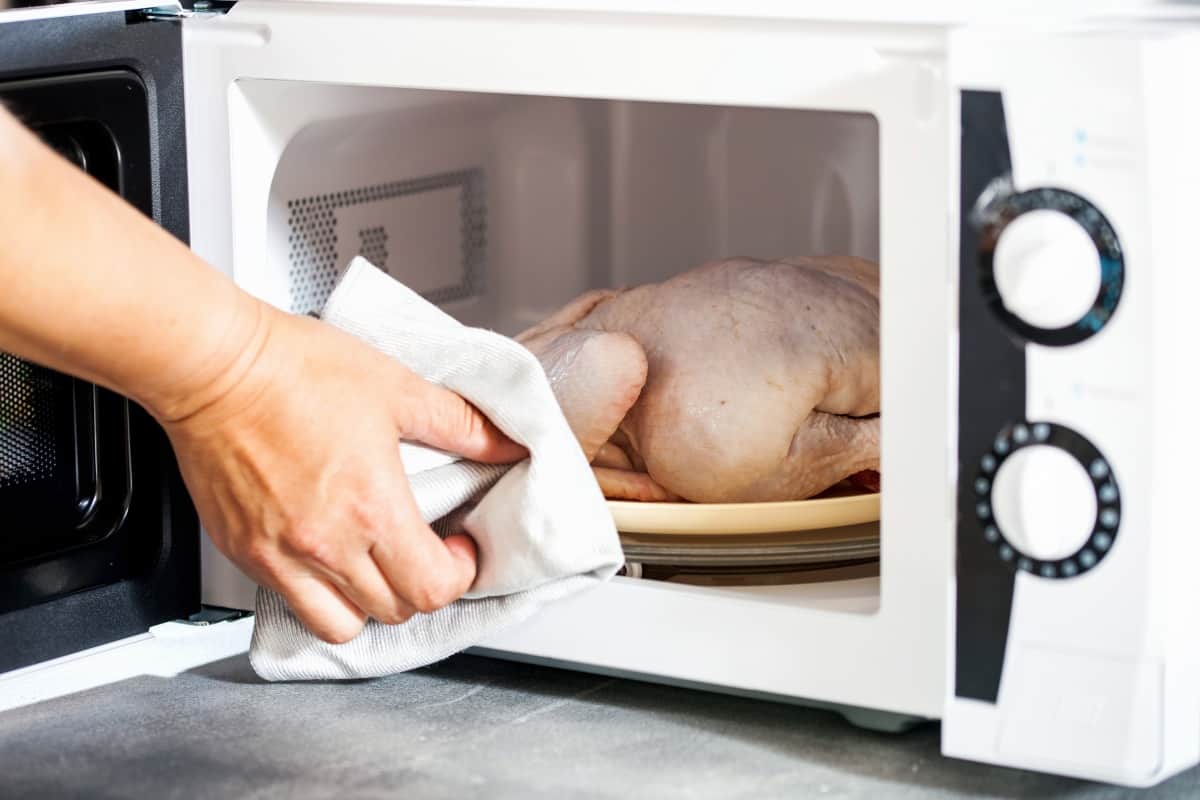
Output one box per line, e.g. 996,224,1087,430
358,226,389,268
286,169,486,314
0,353,58,488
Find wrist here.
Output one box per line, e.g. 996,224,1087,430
0,105,282,426
141,289,275,426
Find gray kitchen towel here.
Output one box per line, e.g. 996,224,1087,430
249,257,623,681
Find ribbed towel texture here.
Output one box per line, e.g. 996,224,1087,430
249,257,623,681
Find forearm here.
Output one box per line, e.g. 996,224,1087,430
0,106,266,422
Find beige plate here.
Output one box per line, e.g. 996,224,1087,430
607,487,880,536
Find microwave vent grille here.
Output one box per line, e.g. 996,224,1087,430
0,353,58,489
285,169,486,314
358,225,389,270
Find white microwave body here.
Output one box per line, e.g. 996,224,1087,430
2,0,1198,788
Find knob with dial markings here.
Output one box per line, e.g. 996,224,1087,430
992,209,1102,331
978,187,1123,346
990,444,1096,561
974,421,1120,578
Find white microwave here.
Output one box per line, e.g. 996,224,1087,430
2,0,1198,788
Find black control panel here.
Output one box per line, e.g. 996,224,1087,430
955,91,1126,703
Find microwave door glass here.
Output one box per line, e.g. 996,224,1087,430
0,3,199,675
0,72,150,613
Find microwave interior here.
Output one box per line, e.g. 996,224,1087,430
245,79,883,612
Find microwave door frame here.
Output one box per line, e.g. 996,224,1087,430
0,0,204,675
181,1,955,723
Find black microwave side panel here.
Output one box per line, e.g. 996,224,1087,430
0,8,199,671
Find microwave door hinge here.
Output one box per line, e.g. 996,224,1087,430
139,1,234,20
180,606,252,626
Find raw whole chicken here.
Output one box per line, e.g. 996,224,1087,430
517,256,881,503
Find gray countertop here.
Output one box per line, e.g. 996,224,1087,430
0,653,1195,799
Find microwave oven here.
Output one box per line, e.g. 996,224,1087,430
1,0,1198,788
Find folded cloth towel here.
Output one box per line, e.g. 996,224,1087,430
249,257,623,681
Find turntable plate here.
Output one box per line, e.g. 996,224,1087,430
607,486,879,536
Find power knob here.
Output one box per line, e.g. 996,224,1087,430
978,188,1124,346
973,422,1121,578
990,444,1095,561
993,209,1101,331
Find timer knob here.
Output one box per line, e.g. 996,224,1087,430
992,208,1102,331
990,444,1097,561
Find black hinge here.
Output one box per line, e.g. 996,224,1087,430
182,606,252,626
138,1,236,20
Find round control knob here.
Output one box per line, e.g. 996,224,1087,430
973,421,1121,578
990,444,1097,561
992,209,1102,331
977,187,1124,347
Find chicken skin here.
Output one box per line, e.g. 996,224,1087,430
517,256,880,503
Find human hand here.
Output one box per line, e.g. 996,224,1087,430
157,305,525,644
0,106,527,642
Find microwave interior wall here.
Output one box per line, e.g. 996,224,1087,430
245,79,881,610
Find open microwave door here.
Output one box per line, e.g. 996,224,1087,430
179,0,952,726
0,0,205,676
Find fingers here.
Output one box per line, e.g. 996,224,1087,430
369,490,479,615
267,522,473,641
439,533,478,566
275,573,367,645
390,368,527,464
254,451,480,639
327,553,418,626
287,478,476,631
371,529,478,614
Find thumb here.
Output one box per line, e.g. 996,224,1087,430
390,366,526,464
